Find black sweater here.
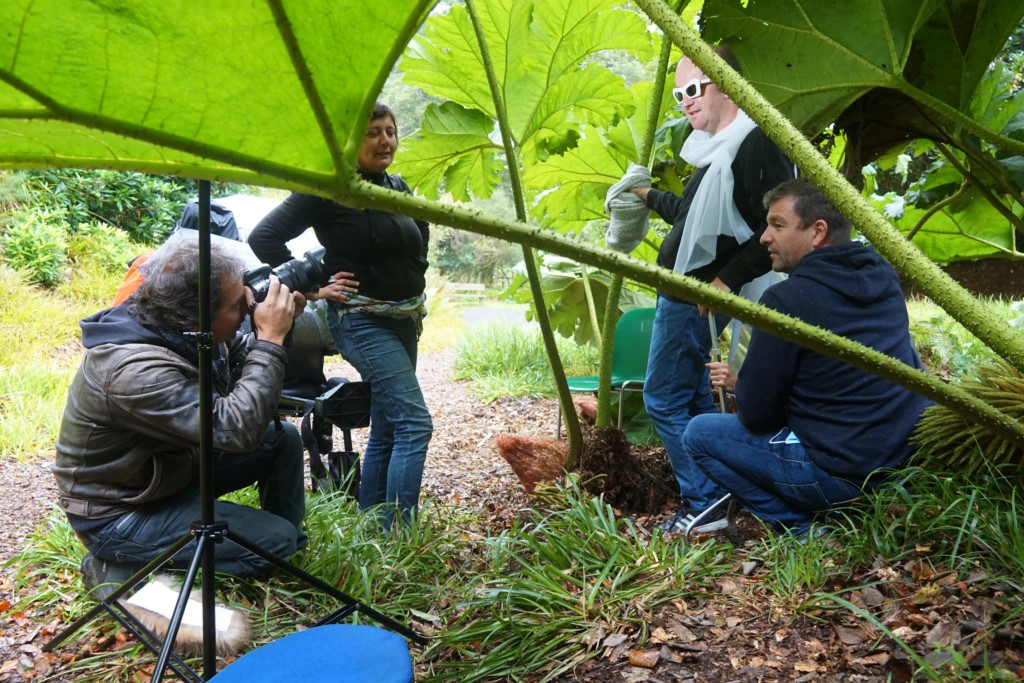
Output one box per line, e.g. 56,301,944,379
735,242,931,483
248,172,429,302
647,127,793,298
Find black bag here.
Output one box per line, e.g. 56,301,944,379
175,198,241,242
300,405,360,497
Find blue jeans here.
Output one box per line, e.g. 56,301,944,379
683,413,864,534
334,312,432,527
644,296,728,510
82,423,307,577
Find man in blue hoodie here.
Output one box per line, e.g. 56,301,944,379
53,238,308,599
683,178,931,536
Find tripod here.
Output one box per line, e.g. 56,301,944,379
44,181,425,682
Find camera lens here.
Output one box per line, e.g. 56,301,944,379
244,246,327,303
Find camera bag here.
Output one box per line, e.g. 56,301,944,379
300,405,361,498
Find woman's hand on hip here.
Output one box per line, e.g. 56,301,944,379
309,271,359,303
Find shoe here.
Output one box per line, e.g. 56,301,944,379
655,508,687,534
684,495,734,536
80,553,140,602
655,502,698,534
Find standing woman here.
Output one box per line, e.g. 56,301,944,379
248,101,432,528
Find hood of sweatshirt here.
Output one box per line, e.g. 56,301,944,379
788,241,897,306
80,304,167,349
79,304,206,368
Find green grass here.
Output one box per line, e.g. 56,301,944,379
13,470,1024,682
418,273,467,353
0,259,127,461
453,321,599,401
906,295,1022,380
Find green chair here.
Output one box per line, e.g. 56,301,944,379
558,306,656,436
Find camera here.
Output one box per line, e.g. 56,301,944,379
244,246,328,303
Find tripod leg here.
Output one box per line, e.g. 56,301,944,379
44,531,195,652
152,533,209,683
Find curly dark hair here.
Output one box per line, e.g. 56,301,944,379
128,238,244,332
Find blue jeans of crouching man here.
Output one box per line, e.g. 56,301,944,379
644,296,730,512
683,413,865,535
81,422,307,577
333,312,433,529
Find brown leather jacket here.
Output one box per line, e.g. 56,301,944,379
53,333,288,520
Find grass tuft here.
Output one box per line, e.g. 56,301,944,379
453,321,598,401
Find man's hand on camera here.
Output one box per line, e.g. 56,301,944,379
308,271,359,303
251,275,299,346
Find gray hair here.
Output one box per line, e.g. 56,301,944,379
128,238,244,332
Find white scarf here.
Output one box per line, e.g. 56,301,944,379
673,110,757,275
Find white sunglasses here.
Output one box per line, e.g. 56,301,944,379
672,78,712,103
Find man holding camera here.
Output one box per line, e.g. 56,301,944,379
53,238,308,599
686,178,931,537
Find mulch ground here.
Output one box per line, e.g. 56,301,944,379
2,350,1023,681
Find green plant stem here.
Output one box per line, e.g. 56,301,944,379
579,264,602,353
464,0,582,463
633,0,1024,377
905,183,968,241
595,275,623,428
595,2,676,428
349,181,1024,451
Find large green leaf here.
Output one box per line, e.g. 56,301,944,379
392,102,502,200
701,0,1024,139
872,189,1019,264
401,0,653,164
0,0,434,188
525,81,667,233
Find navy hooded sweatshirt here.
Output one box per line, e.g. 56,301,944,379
735,242,931,483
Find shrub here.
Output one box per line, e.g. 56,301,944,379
906,296,1021,380
66,221,140,273
1,210,69,287
24,169,245,246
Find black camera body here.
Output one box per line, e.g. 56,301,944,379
244,246,328,303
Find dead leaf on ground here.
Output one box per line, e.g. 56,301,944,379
626,648,660,668
669,621,697,643
835,624,869,645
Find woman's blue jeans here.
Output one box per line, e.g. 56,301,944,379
643,296,729,510
683,413,864,534
82,422,307,577
334,312,433,527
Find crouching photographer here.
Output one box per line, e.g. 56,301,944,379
53,237,310,600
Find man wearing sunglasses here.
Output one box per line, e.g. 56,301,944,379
627,46,795,536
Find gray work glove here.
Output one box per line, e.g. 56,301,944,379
604,163,651,253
